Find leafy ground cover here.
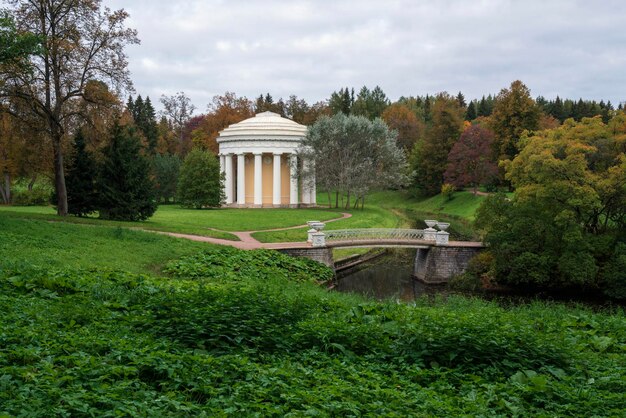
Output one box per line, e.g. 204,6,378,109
0,217,624,416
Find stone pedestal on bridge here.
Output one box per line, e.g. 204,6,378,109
414,246,483,284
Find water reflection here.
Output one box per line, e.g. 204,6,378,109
335,250,445,301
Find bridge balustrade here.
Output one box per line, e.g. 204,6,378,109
324,228,426,242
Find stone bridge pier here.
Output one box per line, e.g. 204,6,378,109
413,245,483,284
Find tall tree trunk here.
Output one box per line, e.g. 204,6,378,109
335,191,339,208
28,174,37,191
345,190,351,210
327,191,331,208
0,173,11,204
361,195,365,210
52,137,68,216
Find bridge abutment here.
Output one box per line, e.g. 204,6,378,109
276,247,335,269
414,246,482,284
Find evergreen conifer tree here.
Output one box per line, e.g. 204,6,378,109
97,122,157,221
466,101,477,120
66,130,98,217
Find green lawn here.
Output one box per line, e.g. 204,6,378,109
0,204,346,240
0,189,488,244
1,216,624,416
0,216,209,275
254,190,486,242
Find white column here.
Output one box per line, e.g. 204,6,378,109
309,160,317,206
289,154,298,206
301,158,311,205
273,153,282,206
219,154,225,174
224,153,234,204
254,153,263,206
237,153,246,205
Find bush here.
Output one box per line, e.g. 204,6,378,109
177,148,224,208
449,251,494,291
11,178,53,206
440,183,455,201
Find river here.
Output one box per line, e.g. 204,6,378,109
335,249,446,301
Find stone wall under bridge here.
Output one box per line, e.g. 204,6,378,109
276,244,484,283
414,245,484,284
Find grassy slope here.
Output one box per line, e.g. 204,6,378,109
0,216,209,275
0,216,624,416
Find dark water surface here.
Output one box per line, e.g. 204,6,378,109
335,249,446,301
335,249,623,309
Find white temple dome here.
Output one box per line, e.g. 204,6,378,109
216,111,315,208
216,111,307,143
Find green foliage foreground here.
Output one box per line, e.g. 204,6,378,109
0,223,624,416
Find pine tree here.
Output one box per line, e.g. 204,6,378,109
456,91,466,108
141,96,158,152
66,130,98,217
466,101,477,121
97,122,157,221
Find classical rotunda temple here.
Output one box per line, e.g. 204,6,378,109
216,111,316,207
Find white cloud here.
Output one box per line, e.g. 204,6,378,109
106,0,626,110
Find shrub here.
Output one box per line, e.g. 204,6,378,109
440,183,456,201
10,177,53,206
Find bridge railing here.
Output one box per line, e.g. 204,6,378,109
324,228,425,242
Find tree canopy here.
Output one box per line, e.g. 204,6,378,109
177,149,224,208
299,113,406,209
476,115,626,297
0,0,138,216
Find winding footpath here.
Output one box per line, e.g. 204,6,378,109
154,212,353,250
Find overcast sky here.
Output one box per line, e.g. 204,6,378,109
106,0,626,111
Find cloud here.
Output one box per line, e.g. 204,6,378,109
106,0,626,110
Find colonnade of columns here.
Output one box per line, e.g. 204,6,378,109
219,152,314,207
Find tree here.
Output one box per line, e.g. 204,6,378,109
0,1,138,216
465,101,477,121
490,80,540,161
254,93,286,116
410,93,464,195
299,114,406,209
191,92,254,154
129,95,158,153
160,92,196,154
0,12,40,65
177,149,224,208
475,116,626,297
456,91,466,108
156,116,178,155
352,86,389,120
328,87,354,115
444,125,498,194
65,130,98,216
381,103,424,152
0,104,50,204
153,154,181,203
97,122,156,221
